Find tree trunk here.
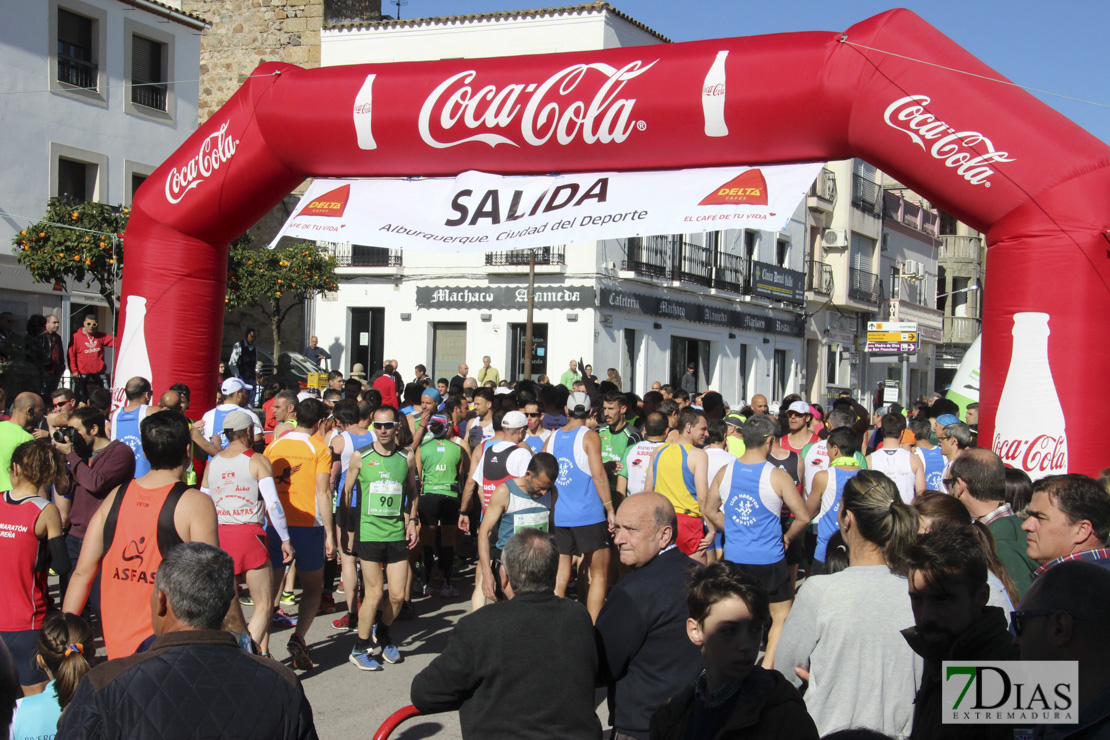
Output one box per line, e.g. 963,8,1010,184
270,298,281,361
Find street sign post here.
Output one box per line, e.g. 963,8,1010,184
867,322,919,409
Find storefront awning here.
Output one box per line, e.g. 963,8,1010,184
270,164,823,252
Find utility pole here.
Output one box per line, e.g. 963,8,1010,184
523,250,536,380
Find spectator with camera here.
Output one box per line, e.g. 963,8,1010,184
53,406,135,602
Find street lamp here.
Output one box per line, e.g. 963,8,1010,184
937,280,979,300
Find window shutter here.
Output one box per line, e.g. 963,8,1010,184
58,9,92,49
132,36,161,85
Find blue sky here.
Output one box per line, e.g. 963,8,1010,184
397,1,1110,145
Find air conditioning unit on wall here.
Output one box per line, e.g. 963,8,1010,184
822,229,849,250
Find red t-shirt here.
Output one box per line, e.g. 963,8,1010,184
373,374,399,409
68,330,115,375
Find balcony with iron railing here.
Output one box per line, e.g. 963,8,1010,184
329,243,403,267
132,83,167,111
623,236,748,294
884,191,940,236
484,246,565,266
713,252,747,293
848,267,881,304
806,260,833,295
939,235,983,261
944,316,981,345
58,53,97,89
852,174,882,216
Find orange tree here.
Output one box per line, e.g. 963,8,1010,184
225,236,339,358
12,199,128,318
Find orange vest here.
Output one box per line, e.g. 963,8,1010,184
99,481,187,659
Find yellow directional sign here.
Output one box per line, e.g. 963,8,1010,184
867,331,918,343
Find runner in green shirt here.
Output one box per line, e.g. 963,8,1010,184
341,405,417,671
414,416,468,597
597,391,642,498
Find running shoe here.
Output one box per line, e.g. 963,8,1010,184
271,608,297,628
438,583,459,598
335,581,345,595
286,633,314,671
332,613,358,632
238,594,254,606
320,593,336,613
373,624,402,664
349,648,382,671
280,590,297,606
416,581,433,597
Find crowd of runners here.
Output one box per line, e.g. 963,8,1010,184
0,351,1108,739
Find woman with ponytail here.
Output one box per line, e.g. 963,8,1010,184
774,470,923,738
0,441,70,694
10,611,93,739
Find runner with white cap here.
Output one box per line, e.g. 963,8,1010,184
202,409,293,656
780,401,819,455
200,378,263,456
459,410,533,612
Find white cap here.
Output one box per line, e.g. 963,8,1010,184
567,391,591,414
501,410,528,429
787,401,811,415
493,386,513,396
297,391,313,402
221,377,247,395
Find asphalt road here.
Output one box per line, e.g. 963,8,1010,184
259,573,611,739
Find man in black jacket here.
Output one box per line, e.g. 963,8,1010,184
901,524,1018,740
596,492,703,740
59,542,317,740
410,529,600,739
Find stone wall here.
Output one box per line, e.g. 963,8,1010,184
182,0,324,123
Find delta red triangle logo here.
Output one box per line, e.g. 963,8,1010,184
297,184,351,218
698,169,769,206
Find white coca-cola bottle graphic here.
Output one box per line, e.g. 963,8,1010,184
110,295,154,412
353,74,378,151
992,312,1067,480
702,50,728,138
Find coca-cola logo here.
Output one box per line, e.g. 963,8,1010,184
883,95,1015,188
165,121,239,204
703,83,725,97
418,60,656,149
993,433,1068,475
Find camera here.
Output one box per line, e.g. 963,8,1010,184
52,426,78,445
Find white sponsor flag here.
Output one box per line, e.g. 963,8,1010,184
270,163,823,252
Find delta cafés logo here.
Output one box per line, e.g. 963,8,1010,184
942,661,1077,725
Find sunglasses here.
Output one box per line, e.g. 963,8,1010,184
372,422,397,430
1009,609,1085,637
85,322,97,328
943,477,957,489
524,412,542,418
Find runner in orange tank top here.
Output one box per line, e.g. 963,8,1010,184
63,411,221,659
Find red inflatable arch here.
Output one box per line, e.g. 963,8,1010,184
119,9,1110,477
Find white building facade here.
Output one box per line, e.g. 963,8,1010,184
0,0,204,343
311,5,808,402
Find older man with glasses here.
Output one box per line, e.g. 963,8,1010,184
67,315,114,404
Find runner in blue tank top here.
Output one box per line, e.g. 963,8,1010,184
806,427,864,572
543,392,613,622
110,377,156,477
478,453,559,603
704,415,810,669
909,417,947,491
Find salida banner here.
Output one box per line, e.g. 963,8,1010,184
269,164,822,252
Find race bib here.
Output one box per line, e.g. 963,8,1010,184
513,511,549,533
366,480,403,517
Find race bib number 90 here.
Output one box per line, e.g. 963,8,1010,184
366,480,403,517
